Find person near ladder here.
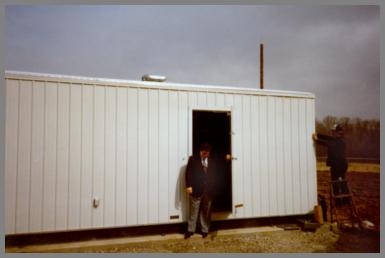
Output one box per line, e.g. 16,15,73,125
185,143,217,239
312,124,350,206
313,123,348,180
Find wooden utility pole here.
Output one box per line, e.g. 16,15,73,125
260,43,264,89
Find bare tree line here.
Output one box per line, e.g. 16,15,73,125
315,116,380,161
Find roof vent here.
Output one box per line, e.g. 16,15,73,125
141,74,167,82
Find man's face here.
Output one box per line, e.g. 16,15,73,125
200,150,210,158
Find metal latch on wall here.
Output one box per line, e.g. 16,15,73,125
93,197,100,208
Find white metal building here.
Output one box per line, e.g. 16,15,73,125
4,71,317,235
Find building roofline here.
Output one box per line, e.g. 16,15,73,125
5,70,315,99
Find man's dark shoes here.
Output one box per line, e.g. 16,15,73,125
184,232,193,239
201,232,208,238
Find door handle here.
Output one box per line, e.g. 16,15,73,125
225,154,237,161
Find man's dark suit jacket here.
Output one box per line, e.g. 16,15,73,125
185,155,217,198
316,133,347,167
316,133,348,180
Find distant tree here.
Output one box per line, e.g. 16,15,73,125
338,117,351,134
322,116,337,131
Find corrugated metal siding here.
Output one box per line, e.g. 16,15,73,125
5,75,317,235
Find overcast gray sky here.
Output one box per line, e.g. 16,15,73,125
5,5,380,120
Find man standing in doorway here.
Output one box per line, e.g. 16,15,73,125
185,143,217,239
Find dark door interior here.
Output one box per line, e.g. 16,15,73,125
193,110,232,212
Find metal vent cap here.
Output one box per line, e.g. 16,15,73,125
141,74,167,82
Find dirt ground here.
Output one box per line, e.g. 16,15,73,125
317,170,380,231
45,225,379,253
6,167,381,253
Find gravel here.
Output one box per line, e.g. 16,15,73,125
50,224,379,253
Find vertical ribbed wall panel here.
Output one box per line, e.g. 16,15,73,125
126,88,138,225
234,96,316,218
298,98,308,213
306,98,317,209
223,93,234,215
30,81,45,232
148,89,159,224
168,91,179,220
282,98,294,214
187,92,197,156
56,83,70,231
215,92,225,107
259,97,269,216
93,86,105,228
137,89,149,225
197,92,207,107
178,92,189,221
232,95,243,217
43,82,58,231
158,90,169,223
290,98,301,214
267,97,277,216
68,84,82,229
275,97,285,216
115,87,128,226
206,92,216,109
5,76,317,234
104,87,117,227
80,85,93,229
5,79,19,234
250,96,261,216
242,96,252,217
16,80,32,233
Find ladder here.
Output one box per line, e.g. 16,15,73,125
329,179,362,229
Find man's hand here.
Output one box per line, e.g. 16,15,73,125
186,187,193,195
312,133,318,141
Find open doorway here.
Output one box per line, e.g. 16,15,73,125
193,110,232,212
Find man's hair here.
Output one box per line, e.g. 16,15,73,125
331,123,343,132
199,143,212,151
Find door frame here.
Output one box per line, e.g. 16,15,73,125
188,106,233,157
188,106,234,219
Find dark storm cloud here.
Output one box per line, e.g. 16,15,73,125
5,5,379,119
